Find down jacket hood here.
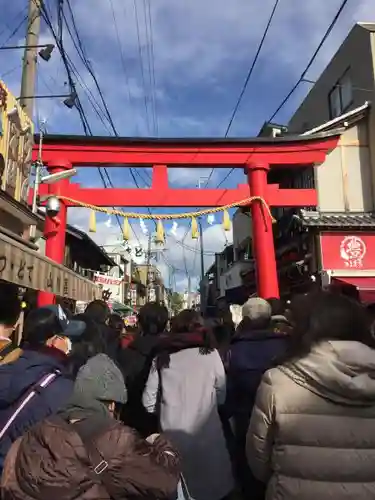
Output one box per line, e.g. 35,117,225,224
280,340,375,406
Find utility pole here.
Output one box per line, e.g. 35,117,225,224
198,217,205,315
197,178,207,316
187,275,191,308
146,232,152,302
20,0,42,119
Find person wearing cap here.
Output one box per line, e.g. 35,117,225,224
225,297,288,499
2,354,181,500
0,304,85,474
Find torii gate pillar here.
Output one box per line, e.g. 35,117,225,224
247,162,279,299
37,159,71,307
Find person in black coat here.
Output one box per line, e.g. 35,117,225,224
118,302,169,436
225,297,289,499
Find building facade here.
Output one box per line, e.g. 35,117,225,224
208,23,375,305
0,80,100,303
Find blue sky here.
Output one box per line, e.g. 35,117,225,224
1,0,374,290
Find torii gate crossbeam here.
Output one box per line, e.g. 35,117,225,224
31,131,340,305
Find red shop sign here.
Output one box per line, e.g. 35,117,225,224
320,232,375,270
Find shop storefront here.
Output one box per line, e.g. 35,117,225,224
320,232,375,304
0,229,99,301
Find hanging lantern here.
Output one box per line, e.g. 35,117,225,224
123,217,131,241
222,209,231,231
89,210,97,233
191,217,199,239
155,220,165,243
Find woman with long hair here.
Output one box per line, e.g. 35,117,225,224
246,291,375,500
143,309,234,500
68,313,108,377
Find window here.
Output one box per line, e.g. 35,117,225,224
340,72,352,109
328,70,353,119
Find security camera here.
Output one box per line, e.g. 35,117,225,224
45,196,61,218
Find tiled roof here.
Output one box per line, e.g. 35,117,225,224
300,211,375,228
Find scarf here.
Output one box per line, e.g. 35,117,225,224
155,327,215,370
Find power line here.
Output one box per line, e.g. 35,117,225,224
37,0,179,273
204,0,281,191
268,0,350,123
0,13,28,48
36,1,128,236
224,0,281,137
142,0,157,135
107,0,141,135
61,1,151,191
146,0,158,136
212,0,350,192
0,63,21,78
133,0,152,134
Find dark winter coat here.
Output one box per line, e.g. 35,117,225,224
225,329,288,426
0,347,73,473
118,334,161,435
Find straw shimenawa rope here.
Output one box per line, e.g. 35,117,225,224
56,195,276,223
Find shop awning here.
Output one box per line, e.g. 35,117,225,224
331,277,375,304
0,230,99,302
110,301,135,314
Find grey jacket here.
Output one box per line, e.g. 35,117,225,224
246,340,375,500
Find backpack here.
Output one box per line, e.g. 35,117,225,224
0,343,22,365
56,416,193,500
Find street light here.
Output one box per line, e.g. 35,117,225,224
0,43,55,61
40,168,77,184
62,90,77,109
38,44,54,61
16,90,78,109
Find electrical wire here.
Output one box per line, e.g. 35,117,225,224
107,0,141,135
63,0,152,186
133,0,152,134
212,0,351,192
36,1,129,237
267,0,350,122
146,0,158,136
203,0,281,190
61,2,152,198
0,64,21,78
0,14,28,48
224,0,281,137
0,6,28,40
37,0,195,275
142,0,157,135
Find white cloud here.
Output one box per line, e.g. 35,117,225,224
67,207,232,290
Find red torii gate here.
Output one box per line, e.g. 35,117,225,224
31,131,340,306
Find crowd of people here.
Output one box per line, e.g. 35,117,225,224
0,284,375,499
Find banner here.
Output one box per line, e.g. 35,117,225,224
320,232,375,270
94,273,123,303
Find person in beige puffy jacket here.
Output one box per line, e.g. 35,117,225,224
246,291,375,500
